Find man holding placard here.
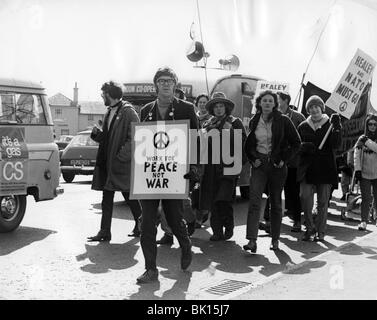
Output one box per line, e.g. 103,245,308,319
135,67,198,284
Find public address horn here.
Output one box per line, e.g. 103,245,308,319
218,54,240,71
186,41,205,62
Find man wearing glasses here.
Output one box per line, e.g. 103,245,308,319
136,67,199,284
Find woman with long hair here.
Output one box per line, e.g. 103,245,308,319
243,90,301,252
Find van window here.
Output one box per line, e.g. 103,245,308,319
0,93,47,124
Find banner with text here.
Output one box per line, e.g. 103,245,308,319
326,48,376,119
0,126,29,195
130,120,189,199
252,81,290,114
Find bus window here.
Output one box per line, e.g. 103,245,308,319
0,93,47,124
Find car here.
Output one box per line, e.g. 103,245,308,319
59,130,98,183
55,135,73,150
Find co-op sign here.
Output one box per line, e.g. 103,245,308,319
123,83,193,97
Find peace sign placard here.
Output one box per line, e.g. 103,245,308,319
130,120,190,199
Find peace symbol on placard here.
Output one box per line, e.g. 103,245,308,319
153,131,170,149
339,101,348,112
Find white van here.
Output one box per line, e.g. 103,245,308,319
0,78,63,232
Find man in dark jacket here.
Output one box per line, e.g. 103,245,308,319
87,81,142,242
137,67,198,284
277,91,306,232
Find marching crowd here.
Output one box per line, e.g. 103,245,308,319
86,66,376,284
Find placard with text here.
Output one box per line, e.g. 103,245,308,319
130,120,189,199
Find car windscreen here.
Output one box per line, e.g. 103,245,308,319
69,133,98,147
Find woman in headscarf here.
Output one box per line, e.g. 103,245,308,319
243,90,301,253
354,114,377,231
199,92,246,241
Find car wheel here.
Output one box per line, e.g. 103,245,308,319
63,172,75,183
0,195,27,233
239,186,250,199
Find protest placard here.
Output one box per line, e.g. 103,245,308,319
326,48,376,119
252,81,290,114
130,120,189,199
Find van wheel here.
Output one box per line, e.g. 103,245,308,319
63,172,75,183
239,186,250,199
0,195,27,233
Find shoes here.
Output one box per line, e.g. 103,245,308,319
187,221,196,237
181,244,192,270
128,225,141,237
302,228,316,241
291,221,302,233
258,222,271,233
136,269,159,284
156,234,174,245
270,240,279,251
358,221,367,231
209,234,224,241
243,240,257,253
314,233,325,242
224,228,233,240
87,231,111,242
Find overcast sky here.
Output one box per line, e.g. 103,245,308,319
0,0,376,108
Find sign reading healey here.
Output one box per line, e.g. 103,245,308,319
326,49,376,119
0,127,29,195
130,120,189,199
252,80,290,113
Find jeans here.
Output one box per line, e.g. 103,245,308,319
284,167,302,223
100,190,142,234
246,162,287,241
360,178,377,222
140,199,191,270
300,182,331,235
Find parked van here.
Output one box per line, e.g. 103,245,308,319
0,78,63,232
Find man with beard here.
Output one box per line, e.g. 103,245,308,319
136,67,199,284
87,81,142,242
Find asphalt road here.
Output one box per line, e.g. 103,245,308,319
0,175,374,300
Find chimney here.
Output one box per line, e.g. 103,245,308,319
73,82,78,106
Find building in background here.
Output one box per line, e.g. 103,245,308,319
49,83,106,139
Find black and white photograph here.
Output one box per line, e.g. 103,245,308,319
1,0,377,308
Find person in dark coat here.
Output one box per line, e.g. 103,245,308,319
199,92,246,241
87,81,142,242
297,95,341,242
243,90,301,253
277,91,306,232
136,67,198,284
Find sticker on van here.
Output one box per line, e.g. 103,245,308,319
0,126,29,195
